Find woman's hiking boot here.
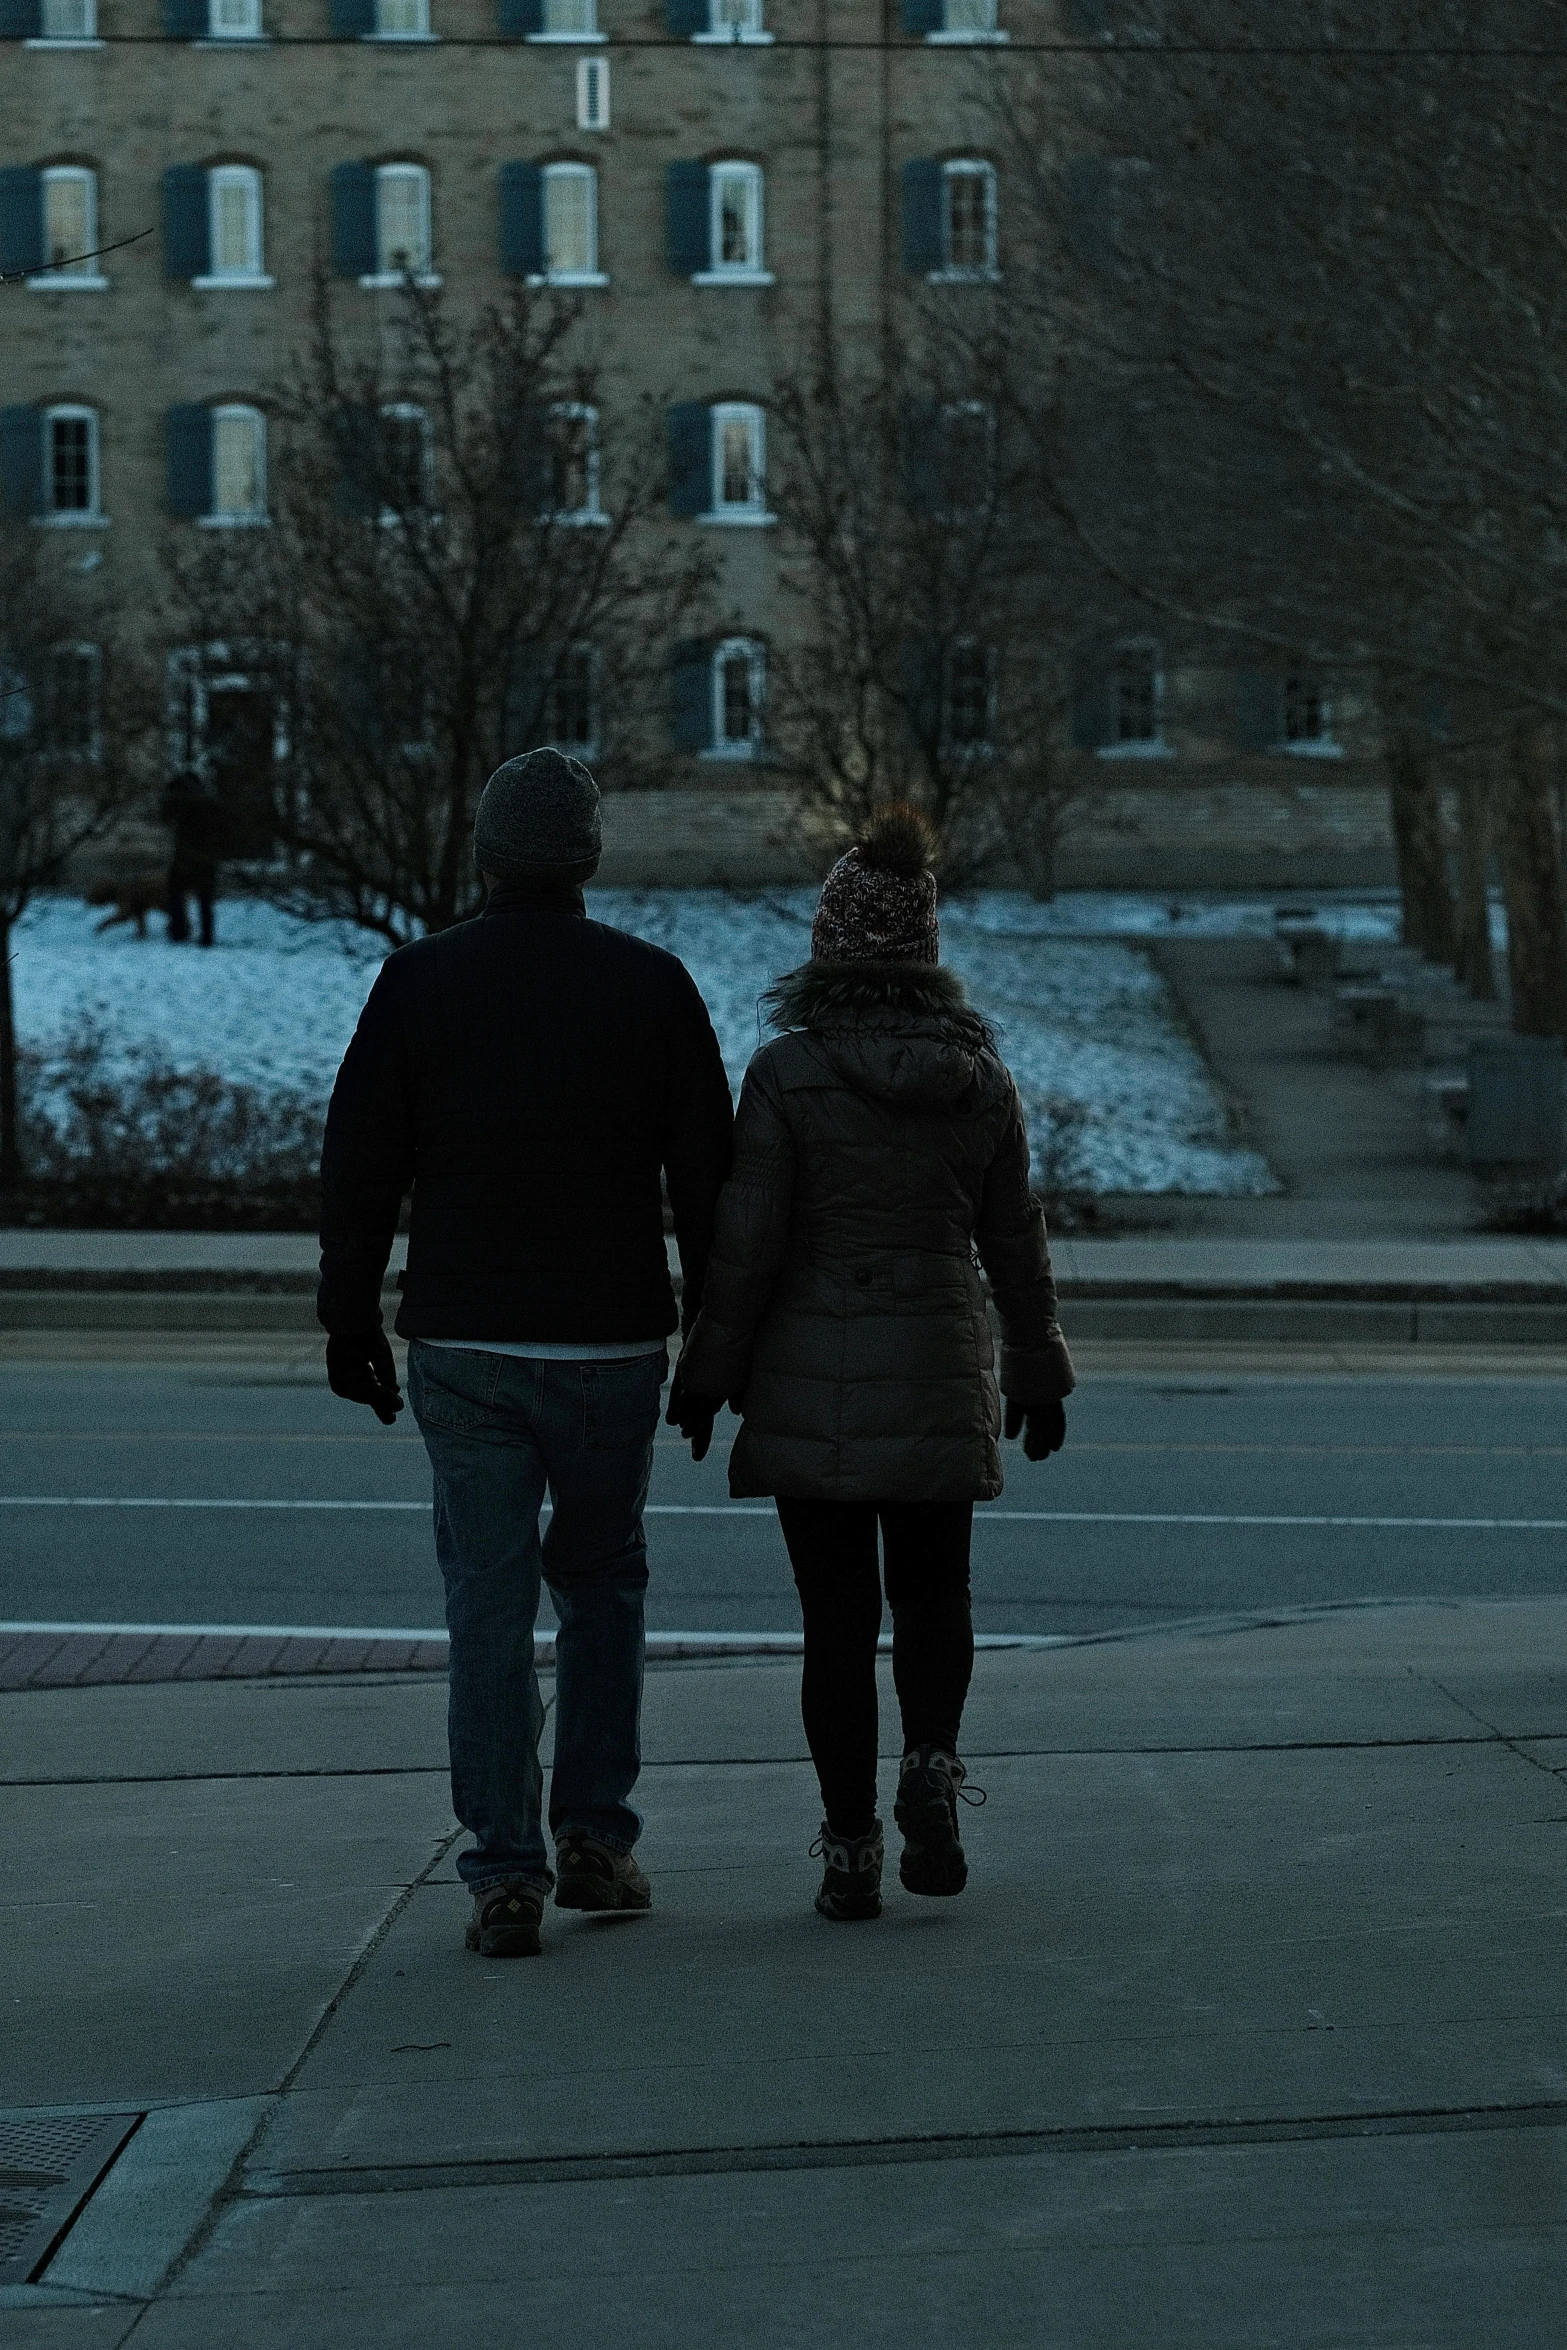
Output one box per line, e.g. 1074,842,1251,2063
554,1832,653,1913
895,1746,983,1897
465,1877,545,1957
811,1821,884,1921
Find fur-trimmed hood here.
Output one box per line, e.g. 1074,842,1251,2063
764,959,1002,1116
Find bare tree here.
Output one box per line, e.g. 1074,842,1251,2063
0,539,151,1187
167,278,712,945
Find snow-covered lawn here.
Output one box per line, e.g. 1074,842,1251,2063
11,889,1296,1196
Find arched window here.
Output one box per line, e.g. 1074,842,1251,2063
705,161,765,279
709,636,764,758
541,163,602,282
208,405,267,523
41,405,101,522
205,165,265,283
375,163,432,277
941,159,998,278
39,167,101,284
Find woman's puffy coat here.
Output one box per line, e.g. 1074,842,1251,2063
678,961,1075,1502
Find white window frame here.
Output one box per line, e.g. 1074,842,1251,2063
28,167,107,292
39,405,104,528
547,401,607,524
938,398,995,512
199,404,268,528
937,159,999,282
363,163,440,287
46,640,103,761
927,0,1006,44
704,635,764,761
27,0,101,47
376,401,434,524
545,642,600,760
165,643,293,794
695,160,772,287
702,401,773,526
576,54,610,130
528,0,605,41
204,0,264,38
535,161,607,287
692,0,773,43
1098,638,1172,760
194,164,273,289
1280,675,1342,759
368,0,435,40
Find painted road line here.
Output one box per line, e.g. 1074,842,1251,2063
0,1618,1066,1653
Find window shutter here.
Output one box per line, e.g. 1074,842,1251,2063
166,405,214,518
498,162,545,277
329,0,375,32
1234,670,1283,754
1069,653,1113,751
900,0,943,33
162,164,210,280
497,0,543,30
0,0,43,33
330,162,377,277
162,0,207,34
665,0,707,30
900,159,943,275
672,640,712,752
666,403,710,517
666,161,710,275
0,168,43,280
0,407,42,517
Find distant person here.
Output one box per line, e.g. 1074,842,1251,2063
669,805,1074,1922
160,766,224,948
318,750,733,1959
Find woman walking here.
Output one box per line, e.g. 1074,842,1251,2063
669,806,1075,1920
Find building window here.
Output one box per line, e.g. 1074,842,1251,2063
372,0,430,35
708,637,763,759
42,407,100,523
37,168,103,285
36,0,96,39
374,164,432,278
693,0,771,39
945,641,994,748
707,402,769,522
45,643,102,759
702,161,766,282
533,0,603,36
207,405,267,523
931,0,1001,37
541,163,602,282
939,400,994,511
203,165,265,283
942,161,998,278
1105,641,1163,752
576,55,609,129
548,403,603,520
208,0,262,34
378,403,432,517
548,644,598,755
1283,675,1335,751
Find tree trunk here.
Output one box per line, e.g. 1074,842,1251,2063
1454,763,1496,1000
0,916,19,1191
1386,730,1457,961
1498,721,1567,1037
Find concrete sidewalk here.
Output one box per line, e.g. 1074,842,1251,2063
2,1599,1563,2345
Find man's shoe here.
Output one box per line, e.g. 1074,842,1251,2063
465,1877,544,1957
810,1821,884,1921
895,1746,981,1897
554,1833,653,1913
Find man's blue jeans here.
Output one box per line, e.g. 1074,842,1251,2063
407,1341,665,1892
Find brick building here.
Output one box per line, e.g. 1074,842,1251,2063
1,0,1392,885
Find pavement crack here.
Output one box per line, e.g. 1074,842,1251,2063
1426,1677,1563,1780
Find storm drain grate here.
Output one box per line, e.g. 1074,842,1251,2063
0,2110,142,2284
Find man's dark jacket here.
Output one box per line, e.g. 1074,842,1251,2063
317,882,734,1343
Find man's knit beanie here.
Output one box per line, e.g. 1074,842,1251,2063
810,804,941,966
473,747,602,879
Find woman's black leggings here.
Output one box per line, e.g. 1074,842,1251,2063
775,1497,976,1839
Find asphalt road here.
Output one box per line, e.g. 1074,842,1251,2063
2,1348,1565,1639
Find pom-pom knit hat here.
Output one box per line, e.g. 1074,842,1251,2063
810,804,941,966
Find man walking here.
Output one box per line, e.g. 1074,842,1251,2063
318,750,733,1957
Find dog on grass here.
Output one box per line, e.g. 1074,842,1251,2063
84,874,169,940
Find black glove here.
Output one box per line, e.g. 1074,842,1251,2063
326,1331,404,1426
666,1365,721,1464
1004,1396,1066,1462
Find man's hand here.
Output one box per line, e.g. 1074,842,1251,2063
326,1331,404,1425
666,1365,722,1464
1004,1396,1066,1462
